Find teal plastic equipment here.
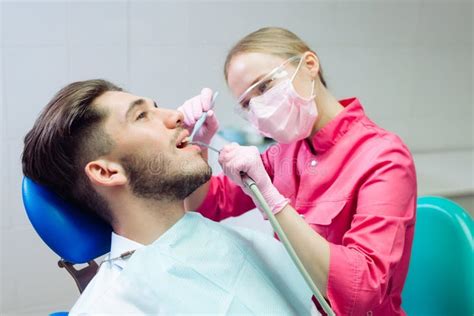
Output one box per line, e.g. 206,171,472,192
402,196,473,315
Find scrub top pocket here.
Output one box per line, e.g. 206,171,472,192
297,199,348,239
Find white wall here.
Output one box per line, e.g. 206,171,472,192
1,0,472,314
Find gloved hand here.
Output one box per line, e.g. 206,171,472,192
177,88,219,144
218,143,289,218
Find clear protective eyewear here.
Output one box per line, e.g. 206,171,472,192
235,55,302,119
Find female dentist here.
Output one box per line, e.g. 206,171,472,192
180,27,416,316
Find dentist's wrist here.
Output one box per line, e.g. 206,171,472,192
257,183,289,218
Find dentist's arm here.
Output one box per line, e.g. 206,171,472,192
218,144,330,294
177,88,219,211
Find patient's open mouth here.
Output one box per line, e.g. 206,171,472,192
175,130,200,152
176,136,189,149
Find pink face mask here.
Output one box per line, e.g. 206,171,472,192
239,56,318,144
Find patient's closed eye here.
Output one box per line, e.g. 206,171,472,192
136,112,147,120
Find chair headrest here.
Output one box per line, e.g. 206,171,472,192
22,177,112,264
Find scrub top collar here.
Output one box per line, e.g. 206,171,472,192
311,97,364,154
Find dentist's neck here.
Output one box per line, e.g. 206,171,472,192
310,81,344,136
111,196,186,245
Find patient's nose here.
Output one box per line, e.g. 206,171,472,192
162,109,184,129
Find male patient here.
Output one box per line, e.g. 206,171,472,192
22,79,314,315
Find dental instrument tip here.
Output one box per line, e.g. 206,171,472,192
189,141,221,154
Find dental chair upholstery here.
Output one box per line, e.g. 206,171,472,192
22,176,111,293
402,196,474,315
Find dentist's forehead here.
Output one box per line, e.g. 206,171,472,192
227,52,286,99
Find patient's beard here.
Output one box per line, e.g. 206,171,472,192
121,151,212,202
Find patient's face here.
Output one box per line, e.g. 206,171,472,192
94,91,211,201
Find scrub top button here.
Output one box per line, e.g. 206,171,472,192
310,160,317,167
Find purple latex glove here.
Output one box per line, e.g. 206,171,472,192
218,143,289,218
177,88,219,144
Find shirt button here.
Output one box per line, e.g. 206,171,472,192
366,311,373,316
299,214,305,219
310,160,317,167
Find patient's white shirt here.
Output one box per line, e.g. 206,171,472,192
69,232,143,314
107,232,144,271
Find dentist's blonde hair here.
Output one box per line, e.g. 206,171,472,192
224,27,327,87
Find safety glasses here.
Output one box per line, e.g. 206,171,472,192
234,55,302,119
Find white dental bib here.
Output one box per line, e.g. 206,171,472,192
70,212,315,315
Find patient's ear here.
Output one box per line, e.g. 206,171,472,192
85,159,127,187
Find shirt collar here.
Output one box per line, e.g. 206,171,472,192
109,232,144,269
311,97,365,153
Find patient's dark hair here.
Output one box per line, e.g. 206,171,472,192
22,79,122,224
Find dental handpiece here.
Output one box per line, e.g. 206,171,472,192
189,92,219,140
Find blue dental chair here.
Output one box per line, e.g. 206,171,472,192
22,176,112,293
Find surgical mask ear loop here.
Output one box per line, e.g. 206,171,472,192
290,56,316,100
290,56,304,83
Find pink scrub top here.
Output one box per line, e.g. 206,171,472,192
198,98,417,316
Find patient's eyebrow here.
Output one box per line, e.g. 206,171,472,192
125,98,146,120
